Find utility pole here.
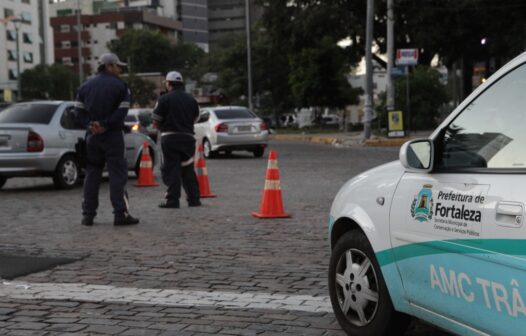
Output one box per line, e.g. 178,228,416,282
363,0,374,140
76,0,83,86
386,0,394,111
12,18,22,101
245,0,253,111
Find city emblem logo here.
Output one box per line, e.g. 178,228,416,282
411,184,433,222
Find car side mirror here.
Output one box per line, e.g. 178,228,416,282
400,138,434,172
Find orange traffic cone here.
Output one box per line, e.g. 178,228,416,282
195,144,216,198
252,150,291,218
134,142,159,187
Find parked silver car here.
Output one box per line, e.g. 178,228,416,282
0,101,157,189
124,108,158,142
194,106,269,158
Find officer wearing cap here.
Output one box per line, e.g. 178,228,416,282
75,53,139,226
152,71,201,208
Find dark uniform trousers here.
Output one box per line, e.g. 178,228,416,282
161,134,200,204
82,130,128,218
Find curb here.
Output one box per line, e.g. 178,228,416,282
270,134,410,147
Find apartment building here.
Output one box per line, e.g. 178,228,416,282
207,0,260,50
49,0,181,77
0,0,53,102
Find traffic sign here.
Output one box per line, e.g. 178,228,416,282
396,49,419,66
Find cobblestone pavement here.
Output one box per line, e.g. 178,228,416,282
0,141,451,335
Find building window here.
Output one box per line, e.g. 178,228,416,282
8,69,18,80
7,50,17,61
61,41,71,49
20,11,31,23
62,57,73,65
23,52,33,63
57,9,73,16
4,8,14,18
60,25,70,33
23,32,33,44
6,29,16,41
22,0,30,3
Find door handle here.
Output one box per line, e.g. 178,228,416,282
496,201,523,227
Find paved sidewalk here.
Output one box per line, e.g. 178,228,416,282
270,130,433,147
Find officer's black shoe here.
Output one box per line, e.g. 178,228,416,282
81,216,94,226
114,214,139,226
188,200,202,207
158,201,180,209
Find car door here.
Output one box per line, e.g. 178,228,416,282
58,104,85,148
194,110,210,144
390,61,526,335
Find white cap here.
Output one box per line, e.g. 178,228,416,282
166,71,183,82
98,53,127,67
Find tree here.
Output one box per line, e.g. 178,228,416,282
125,73,157,107
388,66,448,130
20,64,78,100
108,29,173,73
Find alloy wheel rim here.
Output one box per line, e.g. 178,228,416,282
335,248,379,326
62,160,78,185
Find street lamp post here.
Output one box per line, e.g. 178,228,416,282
11,18,22,101
245,0,253,111
76,0,83,85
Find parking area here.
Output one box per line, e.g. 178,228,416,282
0,141,450,335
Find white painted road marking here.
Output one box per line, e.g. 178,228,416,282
0,281,333,313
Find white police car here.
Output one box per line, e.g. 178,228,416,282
329,51,526,336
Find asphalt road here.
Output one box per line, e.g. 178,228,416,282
0,141,452,335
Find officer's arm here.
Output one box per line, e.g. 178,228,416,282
74,87,90,129
152,100,165,130
101,84,130,131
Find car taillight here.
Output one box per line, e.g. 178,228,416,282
260,122,268,131
27,131,44,152
215,123,229,133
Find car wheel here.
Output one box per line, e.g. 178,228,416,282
328,230,410,336
253,147,265,158
203,139,217,159
53,155,80,189
0,176,7,189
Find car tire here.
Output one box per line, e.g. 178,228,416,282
253,147,265,158
328,230,410,336
53,155,80,189
0,176,7,189
203,139,217,159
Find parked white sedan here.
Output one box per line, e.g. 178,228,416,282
329,51,526,336
194,106,269,158
0,101,157,189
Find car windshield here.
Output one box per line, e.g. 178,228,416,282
0,103,58,124
214,108,256,119
125,115,138,122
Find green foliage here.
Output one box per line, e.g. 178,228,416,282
108,30,173,73
125,73,157,107
20,64,78,100
392,66,448,130
108,30,206,79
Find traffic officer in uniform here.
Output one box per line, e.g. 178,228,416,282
75,53,139,226
152,71,201,209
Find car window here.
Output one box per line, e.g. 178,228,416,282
125,115,139,122
437,63,526,170
214,108,256,119
60,106,85,130
0,103,58,124
197,112,210,123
